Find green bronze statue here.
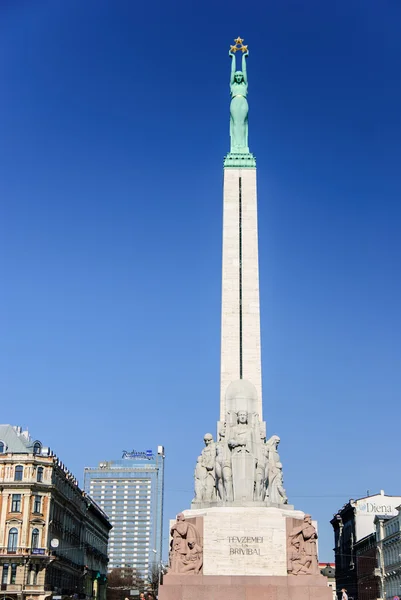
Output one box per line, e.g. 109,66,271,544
229,37,249,154
224,38,255,168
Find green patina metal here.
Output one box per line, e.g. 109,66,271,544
224,152,256,168
224,40,255,169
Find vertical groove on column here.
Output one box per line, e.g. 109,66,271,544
239,176,243,379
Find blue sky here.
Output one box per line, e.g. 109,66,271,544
1,0,401,561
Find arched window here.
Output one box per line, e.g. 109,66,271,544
33,442,41,455
31,528,40,550
37,467,44,483
0,441,5,453
14,465,23,481
7,528,18,552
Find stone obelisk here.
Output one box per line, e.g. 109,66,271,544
159,40,331,600
220,41,262,421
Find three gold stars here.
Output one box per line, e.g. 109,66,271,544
230,37,248,53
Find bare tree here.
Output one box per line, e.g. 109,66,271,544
107,568,144,600
146,563,161,596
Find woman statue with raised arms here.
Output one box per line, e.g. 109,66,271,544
229,46,249,154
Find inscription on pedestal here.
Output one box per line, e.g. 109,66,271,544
228,536,263,555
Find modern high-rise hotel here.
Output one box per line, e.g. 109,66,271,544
84,447,164,577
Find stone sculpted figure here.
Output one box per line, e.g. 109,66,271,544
229,48,249,153
169,513,203,574
255,441,269,501
193,456,208,503
199,433,216,502
288,515,318,575
180,540,203,574
228,411,254,454
215,440,233,502
266,435,288,504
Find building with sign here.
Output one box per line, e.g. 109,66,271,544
331,491,401,600
0,424,111,600
375,505,401,600
83,446,165,578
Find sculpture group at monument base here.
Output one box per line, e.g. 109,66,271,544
160,574,332,600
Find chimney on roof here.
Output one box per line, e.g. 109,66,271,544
380,490,385,496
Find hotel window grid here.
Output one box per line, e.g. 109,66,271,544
11,493,21,512
33,495,42,513
37,466,44,482
14,465,23,481
8,528,18,552
84,452,164,576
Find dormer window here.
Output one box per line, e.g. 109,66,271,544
33,442,42,455
0,441,5,453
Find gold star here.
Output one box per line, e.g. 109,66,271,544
230,44,238,53
234,37,244,45
241,44,248,53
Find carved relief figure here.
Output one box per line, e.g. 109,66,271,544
199,433,216,502
228,411,254,454
215,441,233,502
169,513,203,575
266,435,288,504
255,442,268,501
288,515,318,575
193,456,208,503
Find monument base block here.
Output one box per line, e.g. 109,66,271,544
160,574,332,600
181,506,305,576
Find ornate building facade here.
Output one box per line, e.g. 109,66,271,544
375,507,401,600
0,425,111,600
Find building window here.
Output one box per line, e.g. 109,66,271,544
11,494,21,512
10,564,17,584
33,495,41,514
0,441,5,453
30,565,38,585
31,528,40,549
2,564,9,585
33,442,41,455
37,467,44,483
14,465,23,481
7,528,18,552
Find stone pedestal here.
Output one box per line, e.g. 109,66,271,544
182,506,304,576
160,507,331,600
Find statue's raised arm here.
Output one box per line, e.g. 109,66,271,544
241,49,249,85
229,50,236,85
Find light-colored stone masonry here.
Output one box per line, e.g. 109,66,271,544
220,167,262,420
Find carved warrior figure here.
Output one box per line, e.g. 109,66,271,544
288,515,318,575
266,435,288,504
192,380,288,505
193,434,216,503
169,513,203,574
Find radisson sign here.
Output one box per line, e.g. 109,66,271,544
122,449,154,460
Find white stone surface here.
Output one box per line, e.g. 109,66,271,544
184,506,305,576
220,168,262,420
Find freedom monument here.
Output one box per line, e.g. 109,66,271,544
159,39,332,600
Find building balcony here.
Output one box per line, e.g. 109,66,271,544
25,585,45,591
1,584,22,592
0,547,51,558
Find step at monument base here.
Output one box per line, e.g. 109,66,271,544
159,574,333,600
